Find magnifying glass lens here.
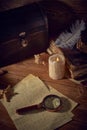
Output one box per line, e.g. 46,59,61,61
43,95,61,111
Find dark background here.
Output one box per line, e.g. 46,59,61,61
0,0,87,36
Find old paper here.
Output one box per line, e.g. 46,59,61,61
0,74,78,130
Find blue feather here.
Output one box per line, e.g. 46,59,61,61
55,20,86,49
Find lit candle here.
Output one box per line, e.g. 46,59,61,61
49,54,65,80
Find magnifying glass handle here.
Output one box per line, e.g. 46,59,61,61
16,103,42,114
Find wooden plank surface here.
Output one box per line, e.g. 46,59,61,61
0,52,87,130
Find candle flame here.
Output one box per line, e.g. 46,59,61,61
56,57,59,62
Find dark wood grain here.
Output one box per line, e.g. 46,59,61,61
0,52,87,130
0,1,87,129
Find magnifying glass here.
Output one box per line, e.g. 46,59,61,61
16,94,62,114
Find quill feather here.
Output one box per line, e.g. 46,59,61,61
55,20,86,49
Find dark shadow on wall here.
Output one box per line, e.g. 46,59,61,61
40,0,80,39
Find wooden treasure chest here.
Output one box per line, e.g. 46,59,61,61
0,2,48,67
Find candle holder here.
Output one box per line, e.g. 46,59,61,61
49,53,65,80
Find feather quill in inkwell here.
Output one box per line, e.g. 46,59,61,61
55,20,86,49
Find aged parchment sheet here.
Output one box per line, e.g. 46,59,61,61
0,74,77,130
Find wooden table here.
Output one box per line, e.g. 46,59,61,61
0,53,87,130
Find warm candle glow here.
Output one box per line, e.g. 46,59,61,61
49,54,65,80
56,57,59,62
